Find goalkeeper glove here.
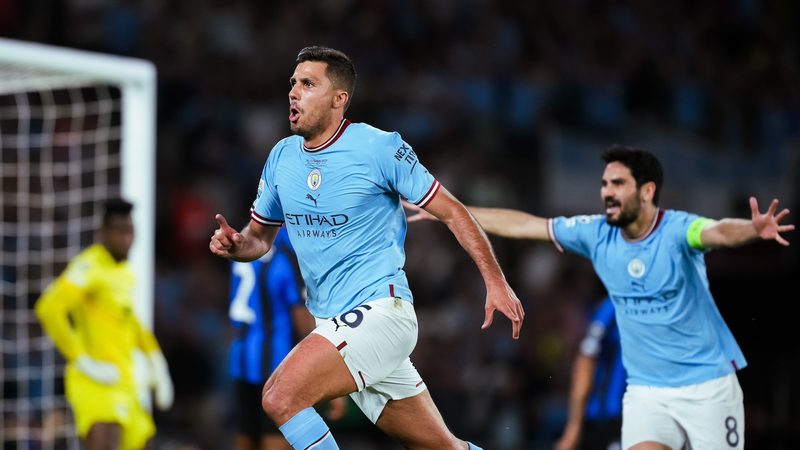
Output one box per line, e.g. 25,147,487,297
75,355,120,385
133,351,153,411
148,351,174,410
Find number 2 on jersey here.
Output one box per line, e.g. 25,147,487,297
229,262,257,324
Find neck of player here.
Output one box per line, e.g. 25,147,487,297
622,204,659,241
304,115,345,148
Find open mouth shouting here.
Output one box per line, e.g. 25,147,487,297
605,199,621,216
289,105,301,124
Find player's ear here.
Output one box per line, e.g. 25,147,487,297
332,90,348,110
641,181,656,203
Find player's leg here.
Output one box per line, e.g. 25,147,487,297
261,333,356,449
621,385,686,450
256,382,292,450
672,373,744,450
375,389,475,450
84,422,122,450
306,297,478,449
299,297,423,449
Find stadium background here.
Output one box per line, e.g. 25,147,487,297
3,0,798,449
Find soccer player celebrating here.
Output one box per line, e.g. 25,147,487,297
36,199,173,450
209,46,523,450
407,146,794,450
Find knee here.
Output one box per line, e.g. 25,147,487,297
261,386,293,423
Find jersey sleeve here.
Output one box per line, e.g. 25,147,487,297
376,132,440,207
548,214,605,258
251,143,285,226
668,210,711,252
34,256,94,361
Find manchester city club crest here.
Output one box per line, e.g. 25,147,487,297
307,168,322,190
627,258,646,278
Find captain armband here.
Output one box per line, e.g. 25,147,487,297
686,218,714,250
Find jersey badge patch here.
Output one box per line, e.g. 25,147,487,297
307,168,322,191
627,258,646,278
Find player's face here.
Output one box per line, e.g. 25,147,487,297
601,162,642,228
101,215,134,261
288,61,338,140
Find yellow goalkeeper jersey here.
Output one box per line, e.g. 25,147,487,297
35,244,160,391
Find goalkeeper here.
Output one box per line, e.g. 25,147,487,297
35,199,174,450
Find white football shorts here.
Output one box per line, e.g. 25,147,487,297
622,372,744,449
312,297,426,423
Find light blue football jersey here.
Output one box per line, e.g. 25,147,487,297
250,119,440,318
549,209,746,387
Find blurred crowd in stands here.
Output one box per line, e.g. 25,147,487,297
4,0,799,448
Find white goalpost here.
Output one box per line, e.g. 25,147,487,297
0,38,156,449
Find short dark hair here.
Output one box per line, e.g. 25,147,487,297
601,145,664,205
103,198,133,225
296,46,356,108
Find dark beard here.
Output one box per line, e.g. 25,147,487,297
292,124,315,140
605,201,640,228
292,116,326,141
606,210,637,228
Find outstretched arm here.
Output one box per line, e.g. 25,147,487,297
700,197,794,249
467,207,550,240
406,202,550,241
209,214,280,261
420,187,524,339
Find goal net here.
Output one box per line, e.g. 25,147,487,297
0,38,156,450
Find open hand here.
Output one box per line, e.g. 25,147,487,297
750,197,794,246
